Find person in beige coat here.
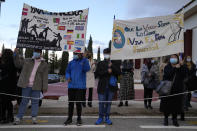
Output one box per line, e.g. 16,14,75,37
83,52,96,107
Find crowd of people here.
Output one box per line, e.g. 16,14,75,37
0,47,197,127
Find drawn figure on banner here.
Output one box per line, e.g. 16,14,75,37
113,27,125,49
42,27,52,40
168,21,183,43
53,32,62,47
21,18,33,33
29,24,39,37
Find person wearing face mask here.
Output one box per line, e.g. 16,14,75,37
141,58,159,110
160,54,187,127
95,48,121,125
13,48,48,125
183,56,196,109
64,52,90,126
84,52,96,107
118,59,134,107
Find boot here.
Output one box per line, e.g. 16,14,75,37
144,101,148,109
64,117,72,126
148,104,153,110
88,102,92,107
164,118,168,126
77,117,82,126
180,113,185,121
173,119,179,127
125,101,128,106
118,102,123,107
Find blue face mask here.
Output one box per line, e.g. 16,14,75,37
73,55,78,60
170,58,178,64
33,52,40,59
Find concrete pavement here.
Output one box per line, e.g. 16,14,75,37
1,116,197,131
12,83,197,116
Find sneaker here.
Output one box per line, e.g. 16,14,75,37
13,117,21,125
105,116,112,125
76,117,82,126
95,117,103,125
32,117,38,124
64,118,72,126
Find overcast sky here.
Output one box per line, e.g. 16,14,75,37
0,0,191,59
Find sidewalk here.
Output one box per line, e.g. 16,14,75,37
14,99,197,116
13,83,197,116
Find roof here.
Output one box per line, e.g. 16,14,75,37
176,0,195,13
176,0,197,20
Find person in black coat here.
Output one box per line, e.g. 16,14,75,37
183,56,196,108
95,48,121,125
160,54,187,127
0,49,17,123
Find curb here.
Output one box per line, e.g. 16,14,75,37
14,107,197,116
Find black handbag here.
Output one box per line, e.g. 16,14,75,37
184,75,197,91
156,74,176,96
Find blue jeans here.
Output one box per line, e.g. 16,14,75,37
17,87,40,119
98,88,114,118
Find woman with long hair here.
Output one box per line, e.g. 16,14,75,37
183,56,196,108
0,49,17,123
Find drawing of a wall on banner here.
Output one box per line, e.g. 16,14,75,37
16,3,88,52
111,14,184,60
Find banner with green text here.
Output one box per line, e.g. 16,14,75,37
111,14,184,60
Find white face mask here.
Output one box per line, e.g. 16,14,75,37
104,54,110,59
187,58,191,62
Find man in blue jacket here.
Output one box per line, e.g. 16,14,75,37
64,52,90,126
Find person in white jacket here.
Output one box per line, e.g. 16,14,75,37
83,52,96,107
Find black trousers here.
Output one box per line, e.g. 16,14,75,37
88,88,93,103
144,86,153,106
82,88,93,105
0,98,13,122
0,99,2,121
164,112,178,121
68,89,83,118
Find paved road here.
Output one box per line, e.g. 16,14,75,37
0,116,197,131
46,82,159,101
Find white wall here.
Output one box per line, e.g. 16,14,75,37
184,13,197,30
192,28,197,62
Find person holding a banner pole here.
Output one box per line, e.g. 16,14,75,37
13,48,48,125
64,52,90,126
95,48,121,125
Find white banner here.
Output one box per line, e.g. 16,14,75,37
111,14,184,60
16,3,88,52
